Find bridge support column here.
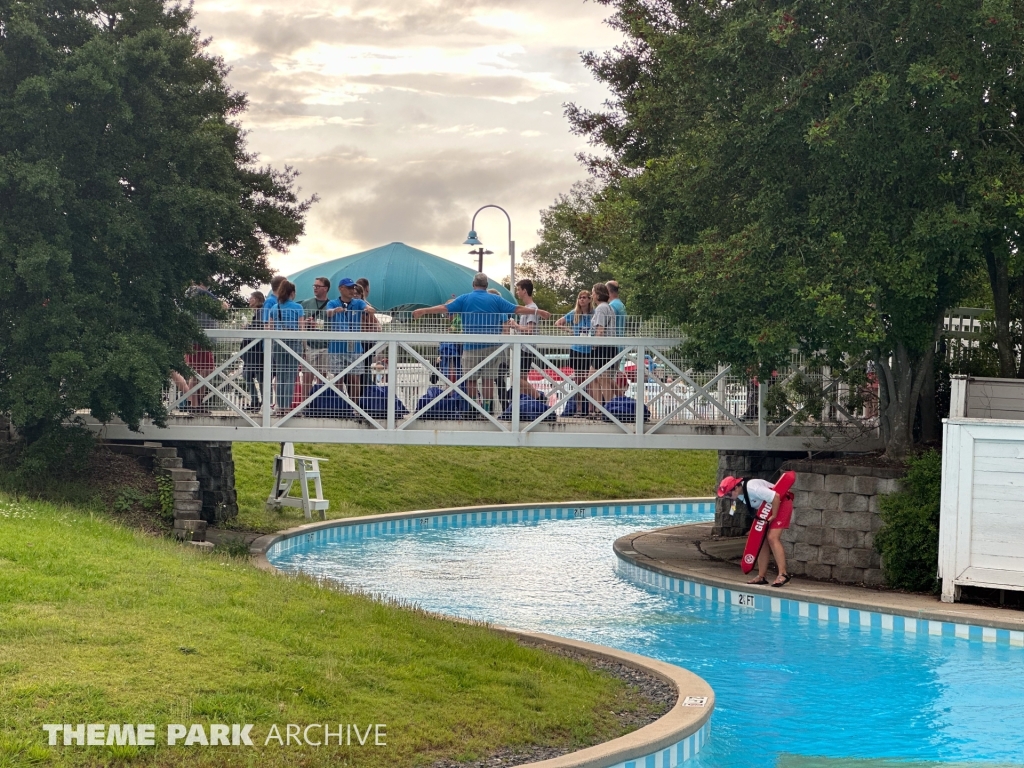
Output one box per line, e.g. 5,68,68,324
714,450,807,537
165,441,238,525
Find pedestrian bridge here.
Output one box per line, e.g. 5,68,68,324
86,311,882,452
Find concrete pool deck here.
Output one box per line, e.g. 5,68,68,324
615,522,1024,632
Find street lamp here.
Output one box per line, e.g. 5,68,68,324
463,205,514,286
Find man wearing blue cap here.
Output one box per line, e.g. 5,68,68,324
326,278,374,402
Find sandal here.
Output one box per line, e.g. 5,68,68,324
771,573,792,588
747,576,768,585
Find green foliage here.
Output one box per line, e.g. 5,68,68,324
875,450,943,592
521,180,617,307
564,0,1024,455
112,485,153,514
154,471,174,521
9,422,94,485
0,0,313,459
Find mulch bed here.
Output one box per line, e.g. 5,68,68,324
85,448,170,535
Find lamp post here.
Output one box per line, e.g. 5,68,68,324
463,205,514,286
467,247,493,273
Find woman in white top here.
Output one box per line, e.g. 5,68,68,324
590,282,619,407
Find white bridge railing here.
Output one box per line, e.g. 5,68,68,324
87,313,882,451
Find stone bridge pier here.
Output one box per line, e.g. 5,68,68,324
163,441,239,525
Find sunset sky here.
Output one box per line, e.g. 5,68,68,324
189,0,622,281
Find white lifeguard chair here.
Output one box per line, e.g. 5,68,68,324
266,442,330,520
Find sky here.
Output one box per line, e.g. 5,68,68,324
189,0,623,282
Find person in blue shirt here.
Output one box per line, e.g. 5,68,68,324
325,277,375,402
263,280,304,414
413,273,550,413
262,275,285,313
555,289,594,416
607,280,627,336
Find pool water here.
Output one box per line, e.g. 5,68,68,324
268,506,1024,767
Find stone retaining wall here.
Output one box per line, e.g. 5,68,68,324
779,461,904,586
164,441,238,525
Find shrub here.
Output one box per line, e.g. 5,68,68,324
874,450,942,592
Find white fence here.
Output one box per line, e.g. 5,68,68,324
82,319,881,451
940,417,1024,602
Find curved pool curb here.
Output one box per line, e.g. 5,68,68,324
249,497,717,768
614,526,1024,643
248,496,715,566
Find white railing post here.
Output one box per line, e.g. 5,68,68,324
387,340,397,430
636,344,645,436
949,374,968,419
510,340,521,433
262,337,273,426
758,380,766,438
717,364,728,420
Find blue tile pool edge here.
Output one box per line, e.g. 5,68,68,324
254,498,717,561
615,556,1024,648
250,497,718,767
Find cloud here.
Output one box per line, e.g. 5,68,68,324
186,0,621,276
196,6,517,57
288,147,584,252
342,71,572,103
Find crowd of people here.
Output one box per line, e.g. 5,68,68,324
412,274,629,416
178,272,632,418
224,274,379,416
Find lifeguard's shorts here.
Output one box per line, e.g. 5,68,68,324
770,494,794,529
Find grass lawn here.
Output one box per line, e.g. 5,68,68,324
233,445,718,532
0,495,653,767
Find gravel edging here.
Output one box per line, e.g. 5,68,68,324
428,641,676,768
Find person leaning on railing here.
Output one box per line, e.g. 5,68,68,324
504,278,544,400
589,282,619,408
325,278,375,403
412,273,550,415
353,281,381,391
554,290,593,416
241,291,265,412
299,276,332,400
263,280,304,415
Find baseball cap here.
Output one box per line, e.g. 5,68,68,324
717,476,742,497
338,278,356,288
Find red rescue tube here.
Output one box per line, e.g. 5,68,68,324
740,470,797,574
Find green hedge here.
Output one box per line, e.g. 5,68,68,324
874,450,942,592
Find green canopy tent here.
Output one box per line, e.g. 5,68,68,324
287,242,515,310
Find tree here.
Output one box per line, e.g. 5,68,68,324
0,0,312,466
567,0,1024,457
520,180,616,307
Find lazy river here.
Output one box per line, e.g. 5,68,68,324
266,502,1024,767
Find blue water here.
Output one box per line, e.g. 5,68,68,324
268,507,1024,767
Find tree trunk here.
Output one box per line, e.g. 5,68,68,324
983,239,1016,378
877,321,941,460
